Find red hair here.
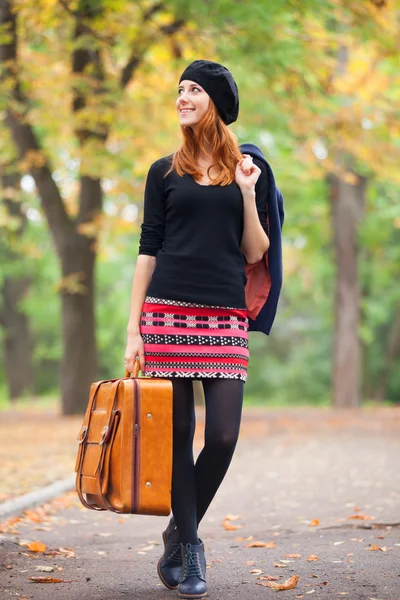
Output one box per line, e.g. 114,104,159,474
165,99,243,186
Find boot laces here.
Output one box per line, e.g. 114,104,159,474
182,543,203,578
167,543,182,564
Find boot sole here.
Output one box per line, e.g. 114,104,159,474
156,530,180,590
177,592,207,599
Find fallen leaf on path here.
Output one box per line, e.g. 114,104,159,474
236,535,253,541
35,566,55,572
333,541,344,545
307,555,319,561
286,553,301,558
246,541,276,548
244,560,255,565
224,514,244,520
21,541,47,552
309,519,319,526
250,569,264,575
257,575,280,581
44,547,76,558
222,519,243,530
311,574,318,578
279,559,294,564
305,590,315,595
274,563,287,568
348,514,375,520
262,574,299,590
28,576,71,583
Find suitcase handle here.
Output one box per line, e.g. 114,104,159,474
125,357,141,379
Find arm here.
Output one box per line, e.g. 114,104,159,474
240,158,270,264
126,255,156,335
125,160,166,371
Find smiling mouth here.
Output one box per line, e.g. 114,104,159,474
180,109,196,113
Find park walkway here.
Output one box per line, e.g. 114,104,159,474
1,405,399,599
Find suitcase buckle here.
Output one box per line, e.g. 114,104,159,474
78,425,88,444
99,425,109,445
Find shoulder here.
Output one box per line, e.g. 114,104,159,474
150,153,174,171
147,154,174,180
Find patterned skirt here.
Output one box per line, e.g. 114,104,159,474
139,295,249,382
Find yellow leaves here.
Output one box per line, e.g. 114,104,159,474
246,541,276,549
286,553,302,558
256,574,280,581
18,149,47,172
28,576,70,583
366,544,392,552
77,215,104,239
20,540,47,552
307,554,319,561
54,272,87,295
258,574,299,591
222,514,244,531
308,519,319,527
348,513,376,520
222,520,243,531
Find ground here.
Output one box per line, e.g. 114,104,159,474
0,405,399,599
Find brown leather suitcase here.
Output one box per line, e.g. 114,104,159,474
75,359,173,515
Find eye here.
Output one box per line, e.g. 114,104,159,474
178,86,201,94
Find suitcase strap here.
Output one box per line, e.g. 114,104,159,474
75,378,124,512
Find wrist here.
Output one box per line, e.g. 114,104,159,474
241,188,256,202
127,323,140,335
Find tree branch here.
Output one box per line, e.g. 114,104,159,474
120,17,185,89
0,1,73,258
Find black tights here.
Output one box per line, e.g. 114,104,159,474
170,377,244,545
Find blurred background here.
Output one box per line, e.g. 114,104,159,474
1,0,399,415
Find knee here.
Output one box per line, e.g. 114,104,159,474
205,428,239,453
173,418,195,447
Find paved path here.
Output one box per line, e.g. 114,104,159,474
1,407,400,599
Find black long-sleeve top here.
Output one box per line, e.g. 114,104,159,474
137,153,269,308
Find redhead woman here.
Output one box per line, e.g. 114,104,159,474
124,59,270,599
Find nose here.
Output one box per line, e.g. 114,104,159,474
177,90,190,106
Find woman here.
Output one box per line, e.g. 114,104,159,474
124,59,270,599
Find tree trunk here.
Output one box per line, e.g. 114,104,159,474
0,171,35,399
329,172,367,408
2,277,34,399
374,308,400,403
1,0,185,414
60,229,98,415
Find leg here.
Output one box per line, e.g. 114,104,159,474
194,378,244,525
170,378,200,545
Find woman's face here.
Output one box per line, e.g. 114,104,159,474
176,80,210,129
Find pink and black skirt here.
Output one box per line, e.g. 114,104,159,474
139,296,249,382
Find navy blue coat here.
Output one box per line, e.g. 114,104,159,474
239,143,285,336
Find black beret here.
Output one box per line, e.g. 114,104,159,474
179,59,239,125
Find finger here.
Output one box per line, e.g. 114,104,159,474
139,351,145,372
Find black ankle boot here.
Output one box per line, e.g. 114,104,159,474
157,516,182,589
178,540,207,599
